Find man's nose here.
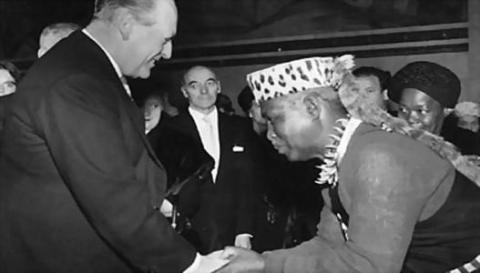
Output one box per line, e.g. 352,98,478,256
199,84,209,94
266,123,276,142
407,110,420,124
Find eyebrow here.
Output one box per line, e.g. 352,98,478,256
186,77,217,85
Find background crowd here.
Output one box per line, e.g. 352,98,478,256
1,20,480,254
0,1,479,271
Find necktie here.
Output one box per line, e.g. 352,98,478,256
202,115,219,181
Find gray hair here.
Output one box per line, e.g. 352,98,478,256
40,23,80,39
93,0,157,25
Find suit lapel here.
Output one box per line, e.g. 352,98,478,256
183,112,203,144
218,113,229,157
120,88,164,168
74,31,164,168
216,113,231,181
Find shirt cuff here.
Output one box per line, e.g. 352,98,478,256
236,233,253,239
183,253,201,273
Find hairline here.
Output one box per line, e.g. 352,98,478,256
93,0,159,26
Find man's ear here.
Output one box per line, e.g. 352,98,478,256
303,93,321,120
115,8,135,41
180,86,188,98
216,80,222,94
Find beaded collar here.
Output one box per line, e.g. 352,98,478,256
315,117,362,187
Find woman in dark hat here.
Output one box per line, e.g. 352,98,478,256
389,61,479,155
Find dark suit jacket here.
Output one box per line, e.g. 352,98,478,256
166,111,258,253
0,31,195,273
0,93,13,151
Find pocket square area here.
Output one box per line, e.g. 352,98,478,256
232,145,244,152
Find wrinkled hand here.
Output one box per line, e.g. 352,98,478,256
215,246,265,273
234,234,252,249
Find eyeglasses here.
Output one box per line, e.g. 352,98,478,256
0,81,16,96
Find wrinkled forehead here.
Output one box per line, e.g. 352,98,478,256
260,95,291,118
184,66,217,83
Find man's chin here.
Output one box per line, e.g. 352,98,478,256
283,151,303,162
128,68,152,79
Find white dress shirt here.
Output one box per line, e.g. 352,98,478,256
188,107,220,182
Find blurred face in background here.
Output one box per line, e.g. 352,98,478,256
143,95,163,133
38,33,65,58
354,75,386,109
458,115,480,133
249,102,266,125
0,69,16,97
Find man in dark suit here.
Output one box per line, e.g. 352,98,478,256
0,0,226,272
167,66,258,254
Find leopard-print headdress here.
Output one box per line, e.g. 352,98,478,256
247,55,480,185
247,55,354,103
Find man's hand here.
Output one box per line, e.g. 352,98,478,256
215,247,265,273
234,234,252,249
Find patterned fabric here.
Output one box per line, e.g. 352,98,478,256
315,118,350,241
448,255,480,273
315,118,348,186
247,55,354,103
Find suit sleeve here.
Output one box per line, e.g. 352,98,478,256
37,74,196,273
262,133,453,273
234,120,258,235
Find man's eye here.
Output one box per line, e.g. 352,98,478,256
206,80,217,87
420,109,430,115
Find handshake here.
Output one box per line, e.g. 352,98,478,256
196,247,265,273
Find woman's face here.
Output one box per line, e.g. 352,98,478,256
458,115,480,133
0,69,16,97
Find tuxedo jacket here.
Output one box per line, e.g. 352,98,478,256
166,111,259,253
0,31,195,273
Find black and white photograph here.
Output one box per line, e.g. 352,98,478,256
0,0,479,272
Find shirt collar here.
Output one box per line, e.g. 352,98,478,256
82,29,123,81
337,117,362,163
189,106,218,124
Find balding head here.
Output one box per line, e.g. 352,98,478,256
181,66,221,114
93,0,173,25
86,0,177,79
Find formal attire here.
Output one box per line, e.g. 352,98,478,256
262,121,480,273
0,30,196,273
0,93,13,151
441,114,480,155
166,108,258,254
